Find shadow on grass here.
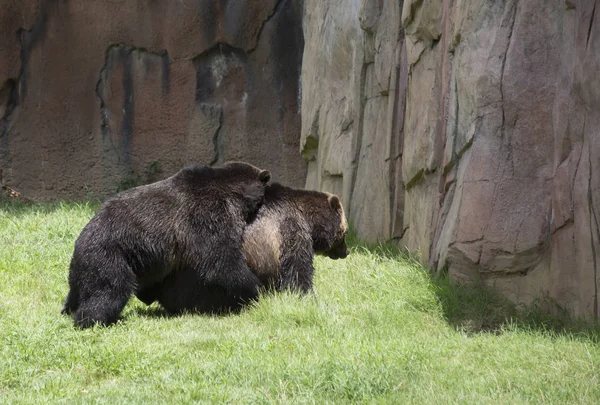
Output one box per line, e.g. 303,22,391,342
347,233,600,343
129,304,171,319
430,274,600,341
128,299,250,321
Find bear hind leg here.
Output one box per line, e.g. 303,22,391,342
61,288,79,315
72,259,137,328
74,292,130,328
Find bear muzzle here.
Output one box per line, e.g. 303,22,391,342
327,243,349,260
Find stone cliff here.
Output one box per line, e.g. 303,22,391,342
0,0,306,197
301,0,600,319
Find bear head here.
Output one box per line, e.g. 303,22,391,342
314,194,350,260
218,161,271,222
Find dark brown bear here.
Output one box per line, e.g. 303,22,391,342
62,162,270,328
242,183,350,293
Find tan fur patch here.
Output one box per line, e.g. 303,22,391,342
243,216,282,282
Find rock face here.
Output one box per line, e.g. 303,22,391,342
301,0,600,319
0,0,306,198
301,0,407,243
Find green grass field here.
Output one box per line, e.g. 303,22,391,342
1,199,599,404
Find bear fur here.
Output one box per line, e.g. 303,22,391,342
62,161,270,328
242,183,349,293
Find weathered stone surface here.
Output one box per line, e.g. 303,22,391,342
300,0,362,209
430,0,600,319
301,0,600,319
302,0,406,242
0,0,306,198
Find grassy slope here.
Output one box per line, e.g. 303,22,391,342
1,200,599,404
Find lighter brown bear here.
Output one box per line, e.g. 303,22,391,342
243,182,349,292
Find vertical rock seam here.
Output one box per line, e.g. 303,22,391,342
247,0,286,54
209,105,224,166
349,62,369,216
588,143,599,319
95,44,170,168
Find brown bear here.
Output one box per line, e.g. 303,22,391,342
242,182,350,293
62,161,270,328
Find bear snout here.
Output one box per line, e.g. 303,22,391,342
327,244,349,260
337,247,350,259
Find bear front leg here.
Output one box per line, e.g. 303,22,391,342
277,219,315,293
277,252,315,294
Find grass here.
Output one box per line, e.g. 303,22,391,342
1,198,599,404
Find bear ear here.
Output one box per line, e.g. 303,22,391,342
328,195,342,210
259,170,271,183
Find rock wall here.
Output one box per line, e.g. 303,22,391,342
0,0,306,198
301,0,600,319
